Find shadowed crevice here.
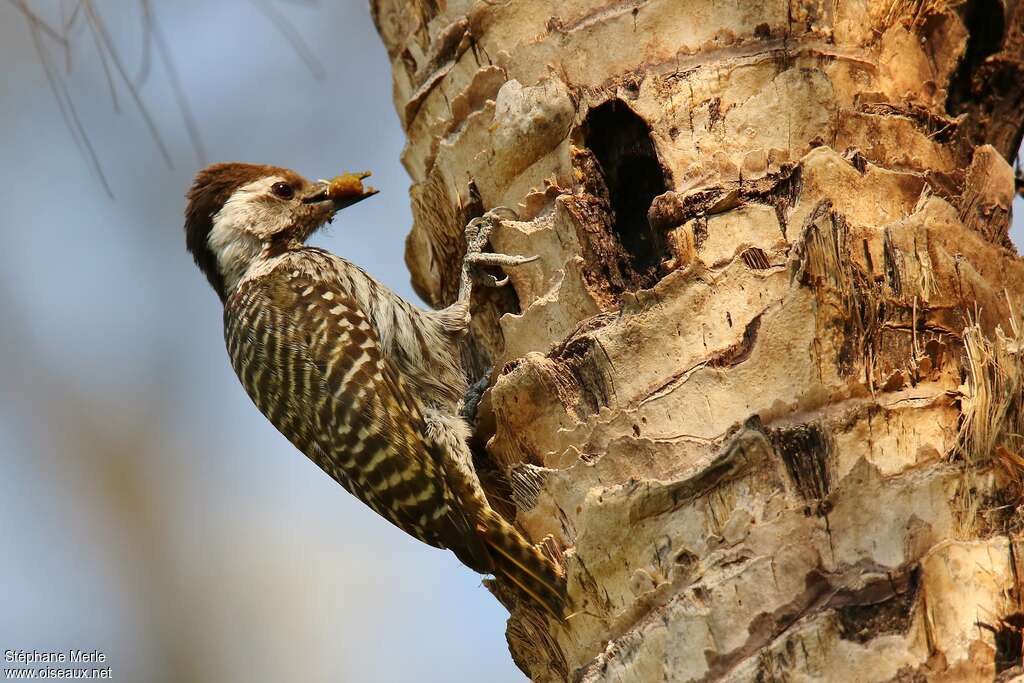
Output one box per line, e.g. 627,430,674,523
582,99,670,284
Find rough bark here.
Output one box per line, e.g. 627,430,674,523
371,1,1024,681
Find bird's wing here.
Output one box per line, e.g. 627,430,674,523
223,269,490,567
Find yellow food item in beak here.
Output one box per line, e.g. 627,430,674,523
327,171,378,202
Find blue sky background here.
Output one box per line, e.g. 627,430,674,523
1,3,1022,682
0,2,523,681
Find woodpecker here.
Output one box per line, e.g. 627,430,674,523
183,162,565,616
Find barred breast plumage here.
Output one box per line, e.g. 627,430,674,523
224,254,484,557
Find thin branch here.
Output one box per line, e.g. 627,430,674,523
8,0,68,45
61,0,83,74
82,0,173,167
63,0,83,33
84,5,120,113
59,0,71,73
11,0,325,192
250,0,326,80
134,0,154,88
19,0,113,197
144,0,206,165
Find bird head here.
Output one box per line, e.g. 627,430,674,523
184,162,377,301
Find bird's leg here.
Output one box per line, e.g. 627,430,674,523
450,208,536,415
457,208,538,306
437,208,533,338
459,371,492,423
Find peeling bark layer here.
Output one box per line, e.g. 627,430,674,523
372,1,1024,680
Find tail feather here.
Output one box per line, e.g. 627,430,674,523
478,508,567,618
437,445,566,617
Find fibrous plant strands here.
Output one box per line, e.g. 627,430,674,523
958,317,1024,471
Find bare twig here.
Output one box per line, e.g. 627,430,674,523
250,0,326,80
143,0,206,165
9,0,68,44
82,0,172,167
85,5,121,113
10,0,325,192
19,0,113,197
134,0,153,88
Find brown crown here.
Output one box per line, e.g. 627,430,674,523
184,162,304,301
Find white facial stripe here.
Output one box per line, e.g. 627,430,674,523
214,175,290,238
208,176,290,293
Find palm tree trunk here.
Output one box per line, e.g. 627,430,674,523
372,1,1024,680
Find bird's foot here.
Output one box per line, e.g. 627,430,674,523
462,208,537,290
460,370,492,423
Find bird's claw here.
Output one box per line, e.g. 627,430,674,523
482,273,510,287
463,207,519,251
463,208,535,288
460,370,493,422
465,252,539,268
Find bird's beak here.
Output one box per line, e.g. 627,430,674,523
302,171,379,210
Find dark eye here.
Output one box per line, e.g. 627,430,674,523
271,182,294,200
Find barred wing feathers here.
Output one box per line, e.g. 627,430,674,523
223,271,490,570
